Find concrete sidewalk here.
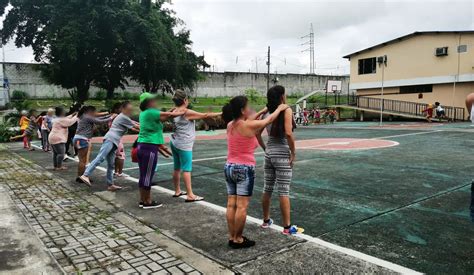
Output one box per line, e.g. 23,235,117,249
0,184,60,274
0,145,229,274
5,143,415,274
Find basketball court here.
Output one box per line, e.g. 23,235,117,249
27,121,469,273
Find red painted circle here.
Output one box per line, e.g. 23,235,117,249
296,138,399,151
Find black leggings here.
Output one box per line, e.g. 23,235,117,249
51,143,66,168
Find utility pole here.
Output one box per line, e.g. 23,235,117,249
266,46,271,91
301,23,315,74
377,55,388,126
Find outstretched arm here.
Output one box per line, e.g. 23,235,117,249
246,104,289,133
160,111,186,121
185,109,222,121
249,107,268,121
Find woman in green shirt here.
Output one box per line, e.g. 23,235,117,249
137,93,184,209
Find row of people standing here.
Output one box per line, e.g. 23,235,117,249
13,86,302,250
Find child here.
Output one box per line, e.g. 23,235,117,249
11,110,39,150
422,104,434,123
434,102,449,121
19,110,30,149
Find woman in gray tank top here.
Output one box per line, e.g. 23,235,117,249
257,85,304,235
170,90,222,202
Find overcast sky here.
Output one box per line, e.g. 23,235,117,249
2,0,473,75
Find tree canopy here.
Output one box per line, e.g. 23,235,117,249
0,0,205,103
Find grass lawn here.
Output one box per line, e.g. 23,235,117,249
20,93,356,118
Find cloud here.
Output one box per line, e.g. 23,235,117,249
2,0,473,76
171,0,473,74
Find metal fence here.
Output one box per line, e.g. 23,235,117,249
356,96,465,121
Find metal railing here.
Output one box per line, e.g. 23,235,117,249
355,96,465,121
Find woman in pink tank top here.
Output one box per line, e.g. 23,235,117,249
222,95,288,249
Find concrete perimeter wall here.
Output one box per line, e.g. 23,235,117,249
3,62,350,98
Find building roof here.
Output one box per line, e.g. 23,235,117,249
343,31,474,59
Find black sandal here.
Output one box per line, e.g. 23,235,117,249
172,191,187,197
231,236,255,249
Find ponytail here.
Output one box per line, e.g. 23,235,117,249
222,96,248,124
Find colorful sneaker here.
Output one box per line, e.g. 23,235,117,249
282,225,304,235
261,218,273,229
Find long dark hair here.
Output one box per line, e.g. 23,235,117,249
267,85,293,137
222,96,248,124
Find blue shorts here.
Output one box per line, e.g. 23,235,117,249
170,142,193,172
73,137,90,150
224,163,255,196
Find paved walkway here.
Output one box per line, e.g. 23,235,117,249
3,143,419,274
0,145,228,274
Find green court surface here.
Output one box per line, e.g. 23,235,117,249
79,122,473,273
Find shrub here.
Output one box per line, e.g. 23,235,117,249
95,90,107,100
11,90,29,100
244,88,261,103
119,91,140,101
104,99,120,111
0,122,19,142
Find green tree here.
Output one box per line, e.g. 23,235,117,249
126,0,205,95
1,0,134,104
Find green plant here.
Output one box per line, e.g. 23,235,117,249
94,90,106,100
11,90,29,100
244,88,261,103
0,122,19,142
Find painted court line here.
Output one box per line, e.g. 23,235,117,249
123,130,436,171
31,144,420,274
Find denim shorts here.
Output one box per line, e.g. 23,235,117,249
73,137,90,150
224,163,256,196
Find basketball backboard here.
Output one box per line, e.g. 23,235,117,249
327,80,342,93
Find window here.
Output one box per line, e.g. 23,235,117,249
358,57,376,75
435,47,448,56
458,45,467,53
399,85,433,94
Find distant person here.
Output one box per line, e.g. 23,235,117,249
314,108,321,124
41,108,55,152
434,102,449,121
329,109,337,124
258,86,303,235
10,109,39,151
18,110,30,149
222,95,288,249
295,109,302,125
79,101,139,191
303,108,309,125
48,107,78,170
64,102,83,161
422,104,434,123
170,89,222,202
37,111,46,149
